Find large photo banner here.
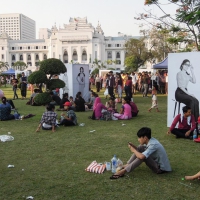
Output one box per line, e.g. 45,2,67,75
167,52,200,127
59,64,90,101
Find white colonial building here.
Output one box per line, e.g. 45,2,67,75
0,17,140,71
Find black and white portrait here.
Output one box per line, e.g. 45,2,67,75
167,53,200,126
76,67,85,96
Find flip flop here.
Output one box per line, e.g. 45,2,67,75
110,174,124,179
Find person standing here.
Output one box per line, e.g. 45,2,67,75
11,75,18,100
20,72,27,99
95,74,101,92
107,71,115,98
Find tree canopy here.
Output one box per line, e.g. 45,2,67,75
143,0,200,50
13,61,27,71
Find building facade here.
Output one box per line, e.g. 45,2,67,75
0,17,139,71
0,13,36,40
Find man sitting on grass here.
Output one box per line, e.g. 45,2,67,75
110,127,171,179
36,104,57,132
167,106,195,139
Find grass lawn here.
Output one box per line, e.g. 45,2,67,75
0,86,200,200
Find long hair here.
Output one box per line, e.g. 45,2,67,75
1,97,7,105
180,59,190,70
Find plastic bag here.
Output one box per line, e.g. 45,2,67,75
0,135,14,142
104,88,108,96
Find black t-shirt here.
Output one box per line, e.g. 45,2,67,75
52,95,61,105
74,97,85,111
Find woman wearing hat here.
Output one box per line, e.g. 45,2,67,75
60,102,78,126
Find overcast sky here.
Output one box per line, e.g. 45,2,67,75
1,0,178,38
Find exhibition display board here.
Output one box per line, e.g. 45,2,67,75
167,52,200,127
59,64,90,101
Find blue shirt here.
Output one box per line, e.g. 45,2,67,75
142,137,171,171
0,102,11,108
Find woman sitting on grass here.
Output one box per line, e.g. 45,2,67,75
0,97,15,121
113,97,132,120
74,92,85,112
93,97,107,120
105,97,117,113
36,104,57,132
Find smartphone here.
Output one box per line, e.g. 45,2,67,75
128,142,137,149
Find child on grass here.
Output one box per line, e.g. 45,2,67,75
148,86,160,112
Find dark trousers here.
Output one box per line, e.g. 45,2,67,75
125,85,132,98
175,87,199,121
143,84,148,97
96,82,100,92
171,128,193,139
108,86,114,98
60,119,75,126
13,87,18,99
21,88,27,98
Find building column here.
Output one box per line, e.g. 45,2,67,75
31,53,35,67
23,53,27,66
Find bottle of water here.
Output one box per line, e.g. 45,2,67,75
111,155,117,173
193,129,197,140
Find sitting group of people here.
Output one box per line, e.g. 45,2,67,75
91,96,139,120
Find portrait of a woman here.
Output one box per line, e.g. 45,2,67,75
175,59,199,121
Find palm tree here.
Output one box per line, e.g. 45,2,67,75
0,61,9,72
93,59,106,69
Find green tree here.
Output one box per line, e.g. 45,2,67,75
0,61,9,72
28,58,66,105
124,38,154,70
13,61,27,71
93,59,106,69
143,0,200,50
91,68,99,75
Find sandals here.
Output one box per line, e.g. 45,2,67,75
110,174,124,179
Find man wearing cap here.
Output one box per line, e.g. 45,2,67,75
107,71,115,98
59,102,77,126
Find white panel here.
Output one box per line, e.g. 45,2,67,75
167,52,200,127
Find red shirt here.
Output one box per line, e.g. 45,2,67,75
130,102,138,113
125,80,132,87
170,114,196,132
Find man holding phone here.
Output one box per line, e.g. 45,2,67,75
110,127,171,179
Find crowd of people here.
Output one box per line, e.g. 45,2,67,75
1,69,200,181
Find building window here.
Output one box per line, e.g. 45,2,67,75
20,47,22,50
108,44,112,47
12,55,15,61
82,50,87,61
28,46,30,49
1,54,4,59
20,55,23,61
63,51,68,63
107,51,112,59
44,46,46,49
116,60,121,65
35,54,39,60
2,47,4,50
43,54,47,60
12,47,14,50
72,50,78,61
28,55,31,61
36,46,38,49
116,52,120,59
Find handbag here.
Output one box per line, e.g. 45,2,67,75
104,88,108,96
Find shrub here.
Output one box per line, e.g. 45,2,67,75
40,58,66,75
46,79,65,91
34,92,52,105
28,71,47,84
